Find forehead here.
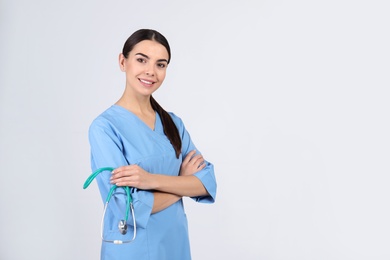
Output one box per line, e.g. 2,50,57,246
131,40,169,60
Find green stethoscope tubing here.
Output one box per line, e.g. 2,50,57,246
83,167,136,244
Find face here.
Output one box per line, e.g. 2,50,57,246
119,40,169,97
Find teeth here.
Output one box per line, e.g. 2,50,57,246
140,79,153,84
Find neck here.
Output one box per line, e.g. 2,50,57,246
116,91,154,114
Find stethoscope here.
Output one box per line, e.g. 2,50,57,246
83,167,136,244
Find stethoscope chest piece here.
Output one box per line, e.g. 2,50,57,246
118,220,128,235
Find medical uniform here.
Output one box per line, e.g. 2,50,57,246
88,105,217,260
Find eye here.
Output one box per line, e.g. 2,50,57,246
137,58,146,63
157,63,166,68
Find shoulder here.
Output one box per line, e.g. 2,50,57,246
89,105,125,133
168,111,185,127
168,111,192,137
90,106,113,126
89,106,130,145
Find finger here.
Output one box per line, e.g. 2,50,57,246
112,179,130,186
198,161,206,170
112,165,136,174
111,176,132,185
110,169,134,182
189,154,204,165
111,170,126,178
112,166,127,173
183,150,196,164
187,153,200,162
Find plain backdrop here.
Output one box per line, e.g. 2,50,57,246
1,0,389,259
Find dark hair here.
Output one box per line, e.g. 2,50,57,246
122,29,181,158
122,29,171,63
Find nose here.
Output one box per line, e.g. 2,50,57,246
145,65,155,76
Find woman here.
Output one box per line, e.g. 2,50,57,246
88,29,217,260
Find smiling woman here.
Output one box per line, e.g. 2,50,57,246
86,29,217,260
118,40,169,101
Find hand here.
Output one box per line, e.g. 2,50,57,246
110,165,155,189
179,150,206,176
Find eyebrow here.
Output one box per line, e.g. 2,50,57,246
135,53,168,63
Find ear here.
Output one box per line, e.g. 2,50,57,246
118,53,126,72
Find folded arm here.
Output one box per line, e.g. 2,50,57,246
111,150,208,213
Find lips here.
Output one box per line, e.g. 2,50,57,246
139,78,155,87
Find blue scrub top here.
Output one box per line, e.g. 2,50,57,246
88,105,217,260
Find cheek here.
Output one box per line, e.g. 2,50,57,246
126,67,142,78
157,70,167,80
126,61,143,74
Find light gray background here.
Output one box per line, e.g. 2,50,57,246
1,0,389,259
